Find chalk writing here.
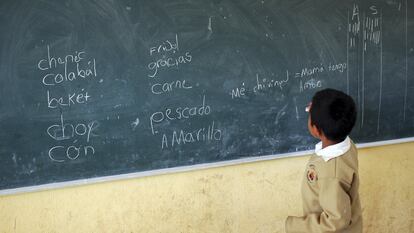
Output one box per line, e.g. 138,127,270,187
294,65,324,78
46,113,99,163
161,121,222,149
46,114,99,142
348,4,381,50
147,52,192,78
328,63,347,73
48,145,95,163
230,83,246,99
37,45,102,162
39,46,97,86
228,62,347,99
363,6,381,51
293,63,347,92
149,34,179,56
229,72,290,99
150,95,211,135
37,45,85,71
299,78,322,92
349,3,361,48
147,34,192,78
151,79,192,95
253,72,289,93
47,89,91,109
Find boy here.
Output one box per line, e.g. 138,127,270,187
286,88,362,232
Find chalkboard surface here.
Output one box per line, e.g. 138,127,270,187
1,0,413,191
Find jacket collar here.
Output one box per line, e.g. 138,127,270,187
315,136,351,162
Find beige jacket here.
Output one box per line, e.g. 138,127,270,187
286,142,362,232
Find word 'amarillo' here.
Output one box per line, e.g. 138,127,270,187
161,121,222,149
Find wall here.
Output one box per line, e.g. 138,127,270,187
0,142,413,233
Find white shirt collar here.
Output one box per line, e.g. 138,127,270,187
315,136,351,162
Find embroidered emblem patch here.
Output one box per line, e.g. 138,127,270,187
307,165,318,183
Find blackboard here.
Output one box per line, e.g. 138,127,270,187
1,0,413,192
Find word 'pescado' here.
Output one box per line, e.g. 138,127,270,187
161,121,222,149
150,95,211,135
38,45,97,86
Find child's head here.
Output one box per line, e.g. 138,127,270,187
308,88,357,143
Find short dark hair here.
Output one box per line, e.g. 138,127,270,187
310,88,357,142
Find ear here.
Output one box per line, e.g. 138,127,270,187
308,116,323,139
316,129,328,141
310,123,323,138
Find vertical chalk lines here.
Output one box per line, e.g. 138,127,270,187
364,7,382,130
293,97,299,121
378,11,383,133
362,12,366,128
349,3,362,128
207,16,213,39
404,0,408,122
347,10,350,94
362,10,382,128
349,4,361,49
349,4,384,131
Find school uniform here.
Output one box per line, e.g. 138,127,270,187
286,137,362,233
